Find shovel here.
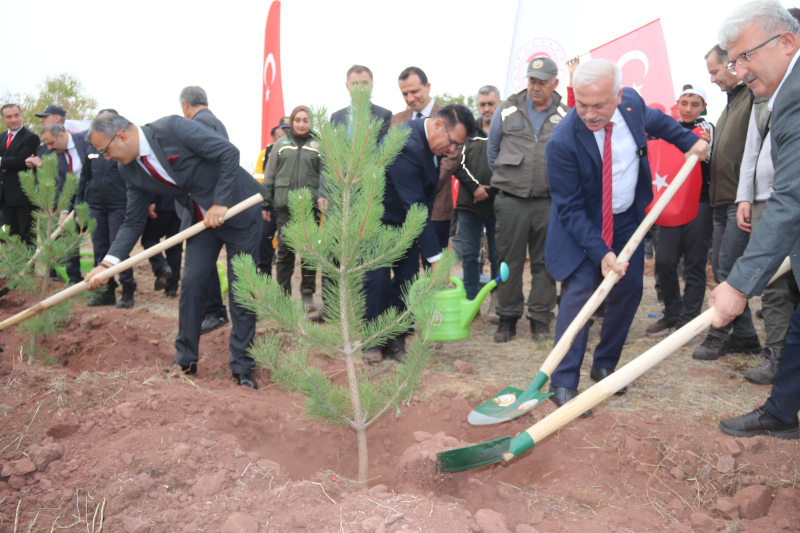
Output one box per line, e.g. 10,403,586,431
0,193,264,335
0,210,75,299
468,155,700,425
441,257,790,471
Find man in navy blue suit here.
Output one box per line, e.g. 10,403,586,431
544,60,708,415
363,104,476,363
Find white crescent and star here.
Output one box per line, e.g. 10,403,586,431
652,173,669,192
617,50,649,95
264,53,276,102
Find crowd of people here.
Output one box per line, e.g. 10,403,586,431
0,0,798,438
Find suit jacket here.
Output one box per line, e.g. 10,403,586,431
108,116,267,260
390,102,459,221
544,88,699,281
330,102,393,141
727,58,800,294
192,108,229,140
0,127,40,206
383,118,441,259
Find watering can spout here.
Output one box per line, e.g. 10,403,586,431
461,262,509,329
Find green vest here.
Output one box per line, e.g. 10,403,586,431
490,90,568,198
264,132,322,211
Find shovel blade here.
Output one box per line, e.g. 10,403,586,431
437,436,511,472
468,372,552,425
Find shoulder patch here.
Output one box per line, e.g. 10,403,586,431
308,140,319,149
88,153,100,159
281,140,291,145
501,106,518,120
549,115,562,124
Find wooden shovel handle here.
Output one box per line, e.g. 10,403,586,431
523,256,791,448
23,210,75,271
0,193,264,332
540,155,699,376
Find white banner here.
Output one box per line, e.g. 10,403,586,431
503,0,581,98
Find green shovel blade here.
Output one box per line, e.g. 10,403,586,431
467,372,552,425
437,436,511,472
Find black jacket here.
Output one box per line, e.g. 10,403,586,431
455,127,494,214
76,151,129,210
0,127,40,207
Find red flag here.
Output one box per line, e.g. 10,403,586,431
261,1,284,148
590,20,676,116
644,127,704,227
452,176,459,209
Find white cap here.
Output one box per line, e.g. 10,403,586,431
678,85,707,102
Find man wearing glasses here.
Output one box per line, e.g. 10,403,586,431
487,56,569,344
692,45,766,361
362,104,476,363
711,0,800,439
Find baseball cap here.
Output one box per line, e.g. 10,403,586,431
679,85,707,103
34,104,66,118
526,57,558,81
278,116,290,129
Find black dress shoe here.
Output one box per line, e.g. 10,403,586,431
233,373,259,389
164,361,197,375
549,386,593,418
200,315,229,335
382,335,407,360
153,266,173,291
719,406,800,439
590,366,627,395
163,288,177,298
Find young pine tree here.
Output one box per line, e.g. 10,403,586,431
232,88,456,486
0,154,93,362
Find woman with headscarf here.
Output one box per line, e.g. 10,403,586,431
263,105,321,310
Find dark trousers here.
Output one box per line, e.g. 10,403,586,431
656,202,712,326
710,204,757,341
494,194,556,323
765,302,800,423
1,204,36,245
364,237,420,326
203,272,227,319
457,209,498,300
175,215,260,374
551,208,644,390
142,210,182,292
258,210,277,275
275,210,316,295
90,207,135,291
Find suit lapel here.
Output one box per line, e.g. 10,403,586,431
576,120,602,171
619,98,646,148
144,126,180,185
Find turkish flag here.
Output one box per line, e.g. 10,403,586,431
644,127,704,227
261,1,285,148
590,20,675,116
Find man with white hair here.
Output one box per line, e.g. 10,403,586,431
710,0,800,439
544,60,708,416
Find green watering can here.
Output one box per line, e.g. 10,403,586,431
421,262,509,342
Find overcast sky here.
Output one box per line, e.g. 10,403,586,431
2,0,791,171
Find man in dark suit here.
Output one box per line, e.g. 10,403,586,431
179,86,230,335
390,67,456,251
26,122,95,285
84,112,266,389
544,60,708,415
362,104,476,363
0,103,40,243
330,65,392,141
711,0,800,439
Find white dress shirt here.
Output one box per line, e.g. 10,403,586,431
65,133,83,176
0,126,23,166
420,119,441,263
593,108,638,213
415,99,436,120
136,126,175,185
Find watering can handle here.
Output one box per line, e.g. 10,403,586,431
449,276,464,290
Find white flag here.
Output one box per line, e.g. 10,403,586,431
503,0,581,98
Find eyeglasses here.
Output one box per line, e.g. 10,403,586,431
443,124,464,150
727,34,781,73
98,132,118,155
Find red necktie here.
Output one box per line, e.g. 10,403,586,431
601,122,614,248
65,150,73,174
5,132,12,149
140,155,204,222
